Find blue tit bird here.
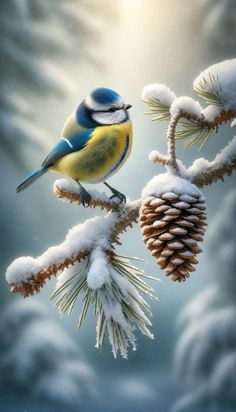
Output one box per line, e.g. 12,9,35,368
16,87,133,206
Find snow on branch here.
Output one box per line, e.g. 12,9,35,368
54,179,121,212
7,195,142,297
149,151,170,166
189,136,236,187
7,213,116,296
6,182,150,358
142,83,176,121
194,59,236,109
143,59,236,148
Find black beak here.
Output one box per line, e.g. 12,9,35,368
124,104,132,110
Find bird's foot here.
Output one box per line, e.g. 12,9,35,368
109,189,126,204
76,181,91,207
80,188,92,207
104,182,126,204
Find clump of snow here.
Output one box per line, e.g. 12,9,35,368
170,96,202,118
187,157,210,181
6,256,40,284
202,104,222,122
194,59,236,110
188,136,236,181
214,135,236,165
142,173,204,200
87,248,110,290
142,83,176,106
6,213,117,285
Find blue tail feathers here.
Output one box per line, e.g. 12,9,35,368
16,166,48,193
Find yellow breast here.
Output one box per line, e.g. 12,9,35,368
52,121,133,183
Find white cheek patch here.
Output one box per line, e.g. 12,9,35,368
92,109,127,125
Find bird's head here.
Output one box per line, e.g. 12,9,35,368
82,87,132,126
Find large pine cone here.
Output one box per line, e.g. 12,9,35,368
140,189,207,282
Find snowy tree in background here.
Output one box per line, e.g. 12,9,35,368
0,0,118,166
170,190,236,412
0,299,96,410
6,59,236,358
200,0,236,54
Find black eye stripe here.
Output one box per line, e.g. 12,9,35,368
92,106,124,113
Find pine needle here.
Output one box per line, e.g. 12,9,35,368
175,118,213,149
50,253,158,358
142,98,171,121
194,72,223,106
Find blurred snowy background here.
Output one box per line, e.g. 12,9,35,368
1,0,235,411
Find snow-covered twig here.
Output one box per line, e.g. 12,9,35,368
189,136,236,187
54,179,120,212
149,151,170,166
166,113,182,171
7,196,142,297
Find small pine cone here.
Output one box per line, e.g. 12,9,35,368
140,189,207,282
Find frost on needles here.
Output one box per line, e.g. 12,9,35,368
6,58,236,358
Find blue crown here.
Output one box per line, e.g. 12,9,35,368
91,87,121,105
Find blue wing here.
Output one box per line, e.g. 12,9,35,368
42,129,93,167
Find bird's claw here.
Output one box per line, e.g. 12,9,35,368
80,188,92,207
109,190,126,204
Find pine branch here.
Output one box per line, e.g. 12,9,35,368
188,136,236,187
7,183,141,298
149,109,236,172
174,109,236,148
51,253,157,359
10,251,89,298
54,179,120,212
111,200,141,241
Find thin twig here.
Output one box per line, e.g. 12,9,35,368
55,185,119,212
166,113,182,171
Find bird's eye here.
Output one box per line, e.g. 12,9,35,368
107,107,116,112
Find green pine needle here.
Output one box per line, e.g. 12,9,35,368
175,118,213,149
50,253,158,358
194,72,223,106
142,98,171,121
